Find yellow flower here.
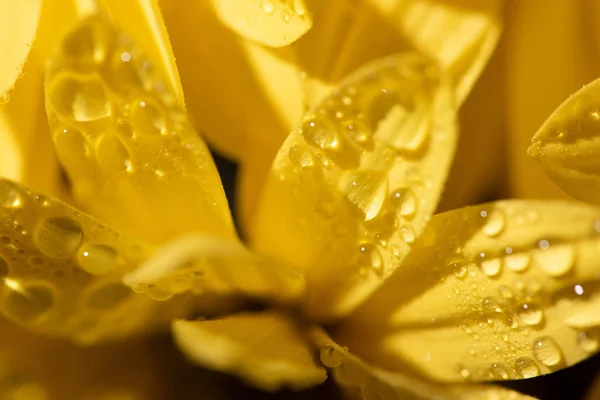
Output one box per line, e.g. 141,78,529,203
0,0,598,399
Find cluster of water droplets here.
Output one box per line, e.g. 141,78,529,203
426,204,600,381
284,55,451,284
0,179,165,343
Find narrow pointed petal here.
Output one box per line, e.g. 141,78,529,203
208,0,312,48
44,16,236,244
124,234,305,302
339,200,600,382
0,0,41,97
529,77,600,204
252,53,457,320
172,312,327,391
0,178,188,343
312,330,535,400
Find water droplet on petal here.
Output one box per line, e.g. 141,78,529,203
86,282,131,310
261,0,275,14
0,181,22,209
288,145,313,169
515,357,539,378
340,170,387,221
491,363,509,380
35,217,84,259
481,258,502,277
534,246,575,277
3,283,55,322
95,133,131,171
132,99,168,135
577,331,599,353
505,253,531,272
390,188,417,220
48,74,111,121
358,244,384,277
482,210,505,237
78,244,118,275
400,225,415,244
517,303,544,326
532,337,563,367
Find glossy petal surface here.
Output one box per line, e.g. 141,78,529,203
124,234,305,303
209,0,312,47
0,0,41,97
172,312,326,391
44,16,235,244
529,77,600,204
340,200,600,382
252,53,457,319
312,331,535,400
0,178,185,343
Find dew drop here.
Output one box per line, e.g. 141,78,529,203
574,284,584,296
35,217,84,259
577,331,599,353
400,225,415,244
78,244,118,275
95,133,131,171
482,297,504,314
48,74,111,121
61,18,111,66
340,170,387,221
3,283,55,322
390,188,417,220
451,261,468,280
302,118,340,150
481,258,502,277
288,145,313,169
358,244,384,277
482,210,506,237
86,282,131,310
133,99,168,135
534,245,575,277
517,303,544,326
315,189,337,219
261,0,275,14
459,365,471,380
0,180,22,209
532,337,563,367
54,127,90,163
514,357,539,378
320,343,346,368
505,253,531,272
491,363,509,380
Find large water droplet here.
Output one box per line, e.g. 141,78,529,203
62,17,111,67
78,244,118,275
3,283,55,322
302,118,339,150
390,188,417,220
86,283,131,310
482,210,506,237
340,170,387,221
534,246,575,277
517,303,544,326
577,331,599,353
320,343,346,368
48,74,111,121
514,357,539,378
481,258,502,277
288,145,313,169
35,217,84,259
133,99,168,135
95,133,131,170
505,253,531,272
532,337,563,367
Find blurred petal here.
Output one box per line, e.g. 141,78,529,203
529,77,600,204
124,234,305,303
208,0,312,48
160,0,290,160
0,178,189,343
251,53,458,320
172,312,327,391
0,0,41,97
367,0,502,105
312,330,535,400
505,0,594,200
44,16,236,244
340,200,600,382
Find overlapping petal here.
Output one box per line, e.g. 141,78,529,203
312,330,535,400
529,77,600,204
172,312,327,391
44,16,236,244
339,200,600,382
0,0,41,97
252,53,457,320
208,0,312,48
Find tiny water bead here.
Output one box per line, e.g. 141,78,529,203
514,357,539,378
532,337,563,367
78,244,119,275
3,282,55,322
320,343,346,368
35,217,84,259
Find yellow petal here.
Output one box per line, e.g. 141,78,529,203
0,178,188,343
367,0,502,105
0,0,41,97
124,234,305,303
160,0,292,160
312,330,535,400
44,16,235,244
172,312,327,391
529,77,600,204
252,53,457,320
339,200,600,382
208,0,312,48
98,0,184,105
505,0,593,200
